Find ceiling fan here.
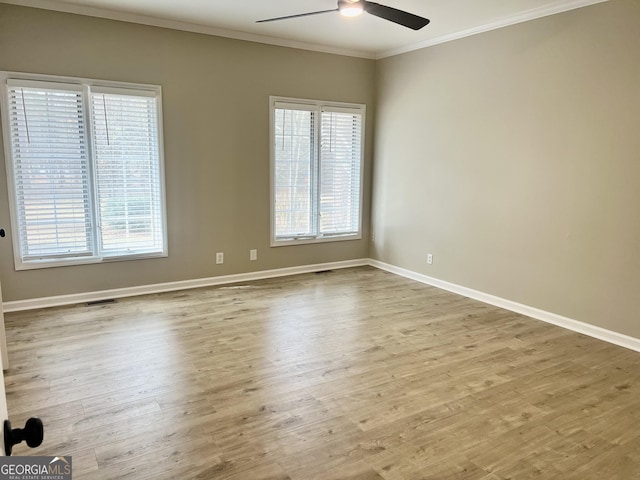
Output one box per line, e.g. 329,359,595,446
257,0,430,31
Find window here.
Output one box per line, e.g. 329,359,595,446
270,97,364,245
0,72,167,269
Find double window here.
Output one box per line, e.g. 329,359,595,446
0,73,167,269
270,97,365,245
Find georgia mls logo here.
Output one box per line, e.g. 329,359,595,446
49,457,71,474
0,455,72,479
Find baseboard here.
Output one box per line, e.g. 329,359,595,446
2,258,369,313
369,259,640,353
5,257,639,354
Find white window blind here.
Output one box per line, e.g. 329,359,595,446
6,81,93,260
271,98,364,244
1,73,167,269
273,106,315,238
91,91,164,256
320,109,362,236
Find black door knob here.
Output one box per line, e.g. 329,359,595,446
4,417,44,456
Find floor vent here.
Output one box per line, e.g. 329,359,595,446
85,299,117,306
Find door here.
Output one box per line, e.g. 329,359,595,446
0,351,7,457
0,281,42,458
0,280,8,456
0,281,8,367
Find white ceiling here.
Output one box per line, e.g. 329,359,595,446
5,0,608,58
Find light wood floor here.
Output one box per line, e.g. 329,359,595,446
5,267,640,479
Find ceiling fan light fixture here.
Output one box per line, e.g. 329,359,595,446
257,1,430,31
339,1,364,17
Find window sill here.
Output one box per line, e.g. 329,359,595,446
271,233,361,247
15,251,168,271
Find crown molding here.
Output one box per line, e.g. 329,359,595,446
376,0,609,59
0,0,610,60
0,0,376,59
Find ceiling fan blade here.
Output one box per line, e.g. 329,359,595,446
364,2,430,30
256,9,338,23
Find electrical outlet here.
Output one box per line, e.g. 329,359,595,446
371,231,375,242
427,253,433,265
216,252,224,264
250,249,257,261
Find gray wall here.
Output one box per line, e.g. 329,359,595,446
2,1,639,341
372,0,640,337
0,4,375,301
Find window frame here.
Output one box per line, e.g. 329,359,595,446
0,71,168,270
269,96,365,247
